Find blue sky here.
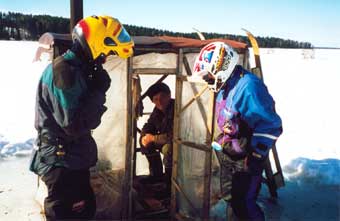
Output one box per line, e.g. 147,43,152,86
1,0,339,47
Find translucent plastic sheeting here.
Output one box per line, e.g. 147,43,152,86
91,53,178,218
174,53,248,219
175,81,221,218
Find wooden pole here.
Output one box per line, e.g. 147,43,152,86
171,49,184,220
122,57,134,220
202,91,215,221
70,0,83,33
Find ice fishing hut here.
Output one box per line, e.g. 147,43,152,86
33,0,284,219
35,33,284,220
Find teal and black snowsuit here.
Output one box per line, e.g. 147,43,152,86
30,50,107,176
29,49,109,220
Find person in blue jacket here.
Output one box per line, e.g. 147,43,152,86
193,42,282,221
29,15,134,221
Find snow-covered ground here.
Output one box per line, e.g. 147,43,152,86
0,41,47,143
0,41,339,220
257,48,340,165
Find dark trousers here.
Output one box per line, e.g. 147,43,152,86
41,167,96,221
231,172,265,221
144,143,173,178
145,151,163,177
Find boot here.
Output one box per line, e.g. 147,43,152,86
164,167,172,196
227,202,236,221
146,153,163,183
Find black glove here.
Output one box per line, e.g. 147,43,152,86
202,73,215,85
85,61,111,93
91,68,111,93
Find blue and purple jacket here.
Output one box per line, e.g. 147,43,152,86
215,66,282,158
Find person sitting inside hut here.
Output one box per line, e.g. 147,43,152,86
140,83,174,194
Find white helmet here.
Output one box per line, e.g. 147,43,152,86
193,42,239,92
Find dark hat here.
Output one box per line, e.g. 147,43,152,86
146,83,171,100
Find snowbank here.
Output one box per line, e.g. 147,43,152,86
210,157,340,221
0,137,34,158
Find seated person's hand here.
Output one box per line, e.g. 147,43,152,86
141,133,155,147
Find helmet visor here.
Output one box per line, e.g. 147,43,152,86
104,37,117,46
118,28,132,43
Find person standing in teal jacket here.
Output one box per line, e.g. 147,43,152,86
29,15,134,221
193,42,282,221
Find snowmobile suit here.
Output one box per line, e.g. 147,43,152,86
215,65,282,220
30,50,107,176
140,99,175,179
29,49,109,220
41,167,96,220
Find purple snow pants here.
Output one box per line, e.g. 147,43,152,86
231,171,265,221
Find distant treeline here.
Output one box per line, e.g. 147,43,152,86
0,11,313,48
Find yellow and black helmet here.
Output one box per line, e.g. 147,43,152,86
72,15,134,60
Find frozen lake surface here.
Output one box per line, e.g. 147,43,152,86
0,41,339,220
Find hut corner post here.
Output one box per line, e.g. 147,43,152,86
70,0,83,33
